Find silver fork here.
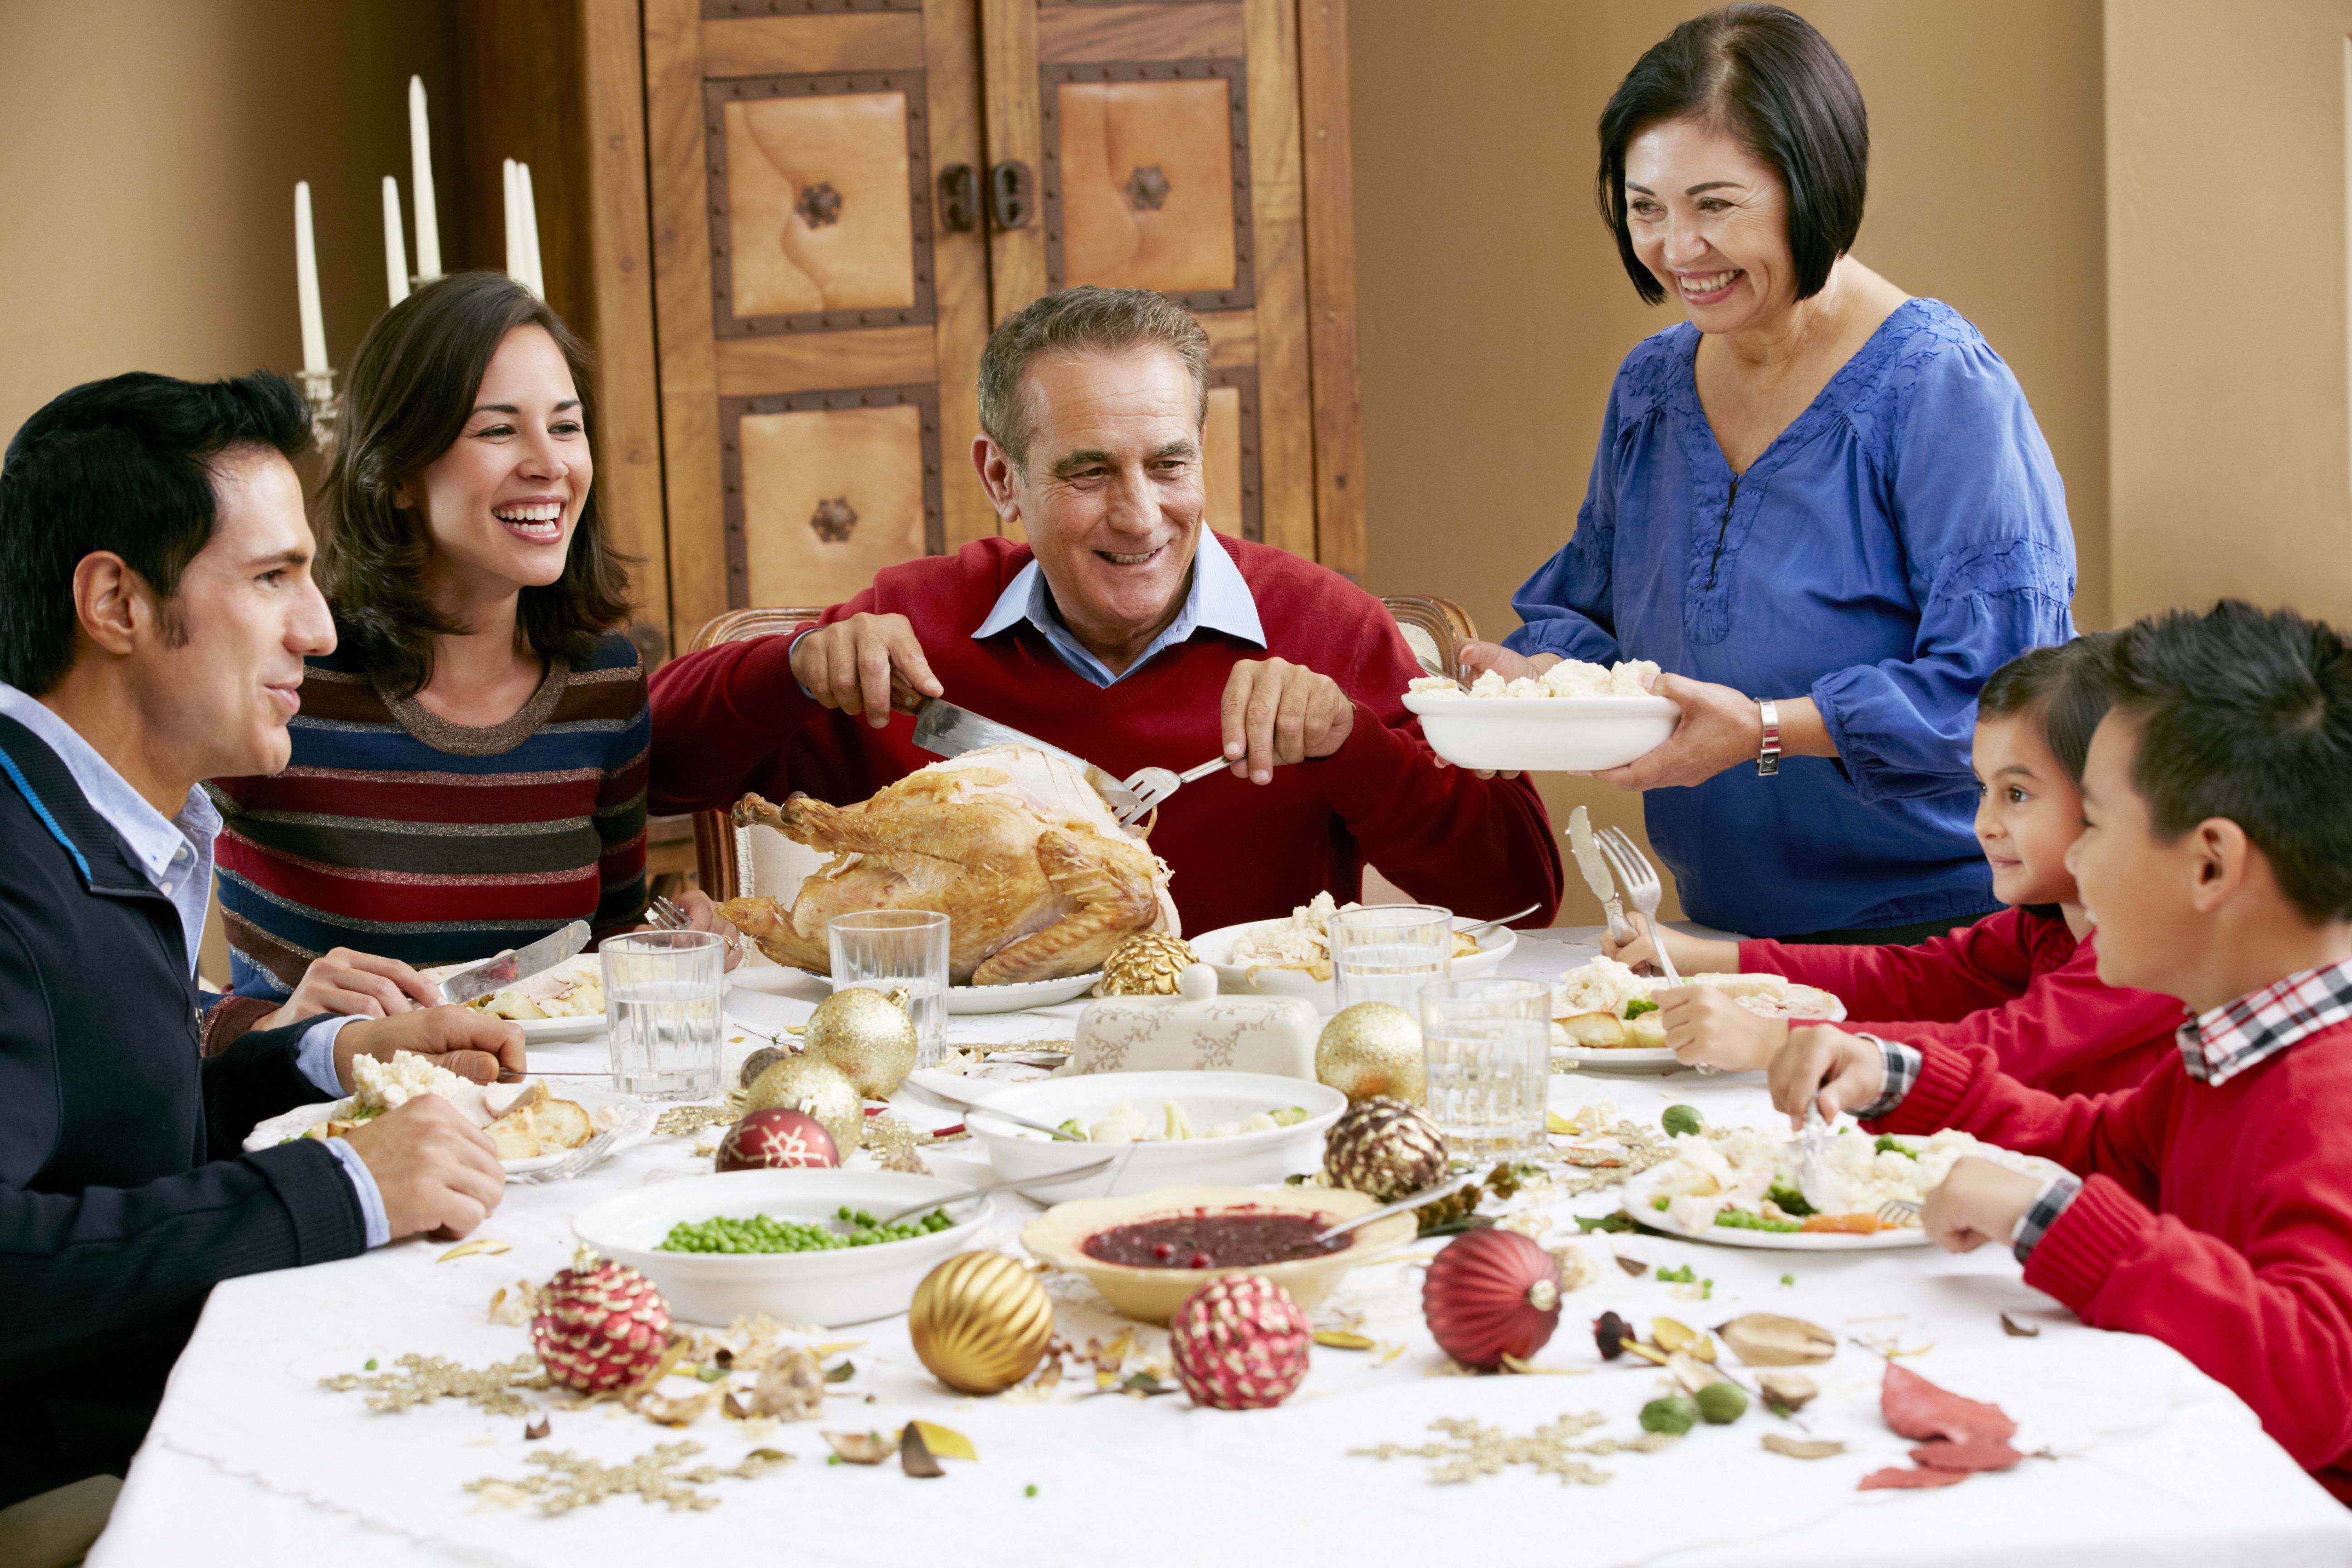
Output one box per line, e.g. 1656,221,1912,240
648,894,743,959
1596,828,1680,987
1877,1197,1921,1225
512,1127,619,1185
1114,756,1229,827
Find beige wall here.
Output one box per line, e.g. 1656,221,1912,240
2106,0,2352,628
1348,0,2109,925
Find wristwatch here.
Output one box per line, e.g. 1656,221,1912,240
1756,697,1781,776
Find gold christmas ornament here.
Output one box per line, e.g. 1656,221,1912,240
802,987,918,1097
908,1251,1054,1394
743,1054,863,1153
1093,932,1200,996
1317,1002,1426,1104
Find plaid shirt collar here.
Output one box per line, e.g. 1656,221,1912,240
2177,958,2352,1086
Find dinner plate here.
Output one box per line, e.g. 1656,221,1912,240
243,1078,656,1179
1552,1041,1684,1074
1614,1166,1930,1250
421,954,607,1043
1189,916,1516,1015
766,965,1102,1014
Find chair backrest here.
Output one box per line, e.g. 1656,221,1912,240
682,593,1480,900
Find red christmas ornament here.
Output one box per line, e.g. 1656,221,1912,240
531,1254,671,1392
1169,1274,1313,1410
1421,1229,1561,1369
716,1107,839,1172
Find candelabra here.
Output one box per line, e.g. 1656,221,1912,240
297,366,339,456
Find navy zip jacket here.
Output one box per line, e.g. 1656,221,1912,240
0,715,363,1505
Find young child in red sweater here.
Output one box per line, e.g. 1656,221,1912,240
1614,637,2180,1094
1771,600,2352,1501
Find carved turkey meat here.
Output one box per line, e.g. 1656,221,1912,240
721,745,1177,986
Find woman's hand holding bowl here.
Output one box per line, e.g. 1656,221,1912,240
1590,671,1763,789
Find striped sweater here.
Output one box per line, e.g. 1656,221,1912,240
208,631,649,998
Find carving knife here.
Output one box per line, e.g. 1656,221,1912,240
1567,806,1633,945
905,696,1147,818
439,920,592,1006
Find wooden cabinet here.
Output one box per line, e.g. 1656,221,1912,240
462,0,1361,656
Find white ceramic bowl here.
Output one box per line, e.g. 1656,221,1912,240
962,1071,1347,1200
1403,691,1680,773
570,1169,991,1327
1189,916,1516,1014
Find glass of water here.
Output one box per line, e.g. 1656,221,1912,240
601,930,725,1101
1420,977,1551,1159
828,910,950,1067
1330,903,1454,1012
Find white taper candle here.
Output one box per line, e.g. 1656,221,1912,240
503,158,522,289
408,76,441,279
381,176,409,307
294,182,328,374
517,161,545,299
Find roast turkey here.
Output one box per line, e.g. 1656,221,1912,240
720,745,1178,986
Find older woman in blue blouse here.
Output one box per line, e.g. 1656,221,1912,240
1466,4,2075,943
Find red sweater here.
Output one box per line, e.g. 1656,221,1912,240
647,535,1563,935
1874,1022,2352,1502
1741,906,2179,1096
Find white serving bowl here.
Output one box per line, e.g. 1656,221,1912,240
1403,691,1680,773
961,1071,1347,1200
571,1169,991,1327
1188,916,1516,1014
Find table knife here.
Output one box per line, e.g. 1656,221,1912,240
1568,806,1633,945
440,920,592,1006
905,696,1146,818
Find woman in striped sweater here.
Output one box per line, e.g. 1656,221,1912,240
209,273,715,1034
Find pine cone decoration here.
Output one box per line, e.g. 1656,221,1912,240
531,1254,671,1393
1320,1096,1448,1202
1170,1274,1312,1410
1094,932,1200,996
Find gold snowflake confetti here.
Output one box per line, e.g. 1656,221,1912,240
464,1441,790,1515
1351,1413,1679,1486
322,1354,549,1417
654,1104,738,1138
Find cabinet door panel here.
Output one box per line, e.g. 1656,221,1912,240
1053,77,1240,296
730,397,938,605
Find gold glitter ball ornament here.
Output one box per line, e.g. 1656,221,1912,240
908,1251,1055,1394
1094,932,1200,996
801,987,919,1097
1317,1002,1426,1105
743,1054,863,1153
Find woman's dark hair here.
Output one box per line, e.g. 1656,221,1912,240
0,370,310,695
1597,4,1869,306
320,270,631,697
1979,634,2115,785
2100,601,2352,923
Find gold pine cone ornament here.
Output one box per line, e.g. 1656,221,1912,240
1093,932,1200,996
744,1054,864,1154
908,1251,1055,1394
1317,1002,1426,1105
802,986,918,1097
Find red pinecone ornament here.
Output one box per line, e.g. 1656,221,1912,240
716,1107,839,1172
531,1254,671,1392
1169,1274,1313,1410
1421,1229,1561,1369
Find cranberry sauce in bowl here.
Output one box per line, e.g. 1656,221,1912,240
1079,1207,1348,1270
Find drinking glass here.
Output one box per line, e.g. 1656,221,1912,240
828,910,950,1067
1330,903,1453,1013
601,930,724,1101
1420,977,1551,1159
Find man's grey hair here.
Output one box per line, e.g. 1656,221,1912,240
977,286,1210,474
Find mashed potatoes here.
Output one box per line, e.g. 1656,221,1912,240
1409,657,1661,701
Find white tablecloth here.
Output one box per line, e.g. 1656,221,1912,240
91,933,2352,1567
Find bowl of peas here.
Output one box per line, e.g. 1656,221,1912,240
572,1170,994,1326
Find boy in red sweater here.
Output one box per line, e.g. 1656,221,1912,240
1770,601,2352,1501
1619,638,2178,1093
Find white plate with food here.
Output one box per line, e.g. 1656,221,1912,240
1615,1125,2057,1250
244,1051,654,1178
960,1071,1347,1200
1404,659,1680,773
1191,895,1517,1015
1550,956,1844,1073
422,952,607,1043
762,966,1104,1015
573,1169,993,1327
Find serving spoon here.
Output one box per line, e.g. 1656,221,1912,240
1313,1168,1484,1243
917,1083,1088,1142
867,1155,1121,1228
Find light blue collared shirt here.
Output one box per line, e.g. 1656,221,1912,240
0,683,387,1247
971,530,1266,686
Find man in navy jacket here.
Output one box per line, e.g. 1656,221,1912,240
0,372,521,1509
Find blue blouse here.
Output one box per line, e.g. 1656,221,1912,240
1505,298,2076,938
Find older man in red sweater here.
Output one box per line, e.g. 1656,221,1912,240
649,287,1562,933
1774,602,2352,1502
